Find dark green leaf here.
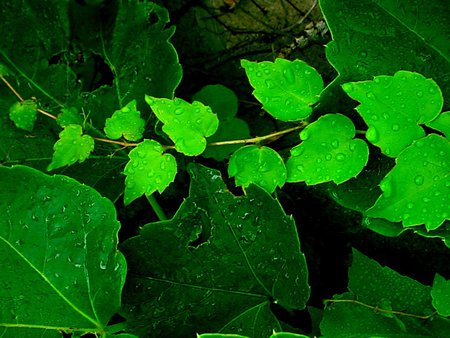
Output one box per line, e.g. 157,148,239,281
0,165,126,336
121,164,309,337
192,84,238,121
9,100,38,132
432,274,450,317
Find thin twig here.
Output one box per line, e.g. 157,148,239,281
324,299,437,320
282,0,318,32
92,137,139,148
37,108,57,120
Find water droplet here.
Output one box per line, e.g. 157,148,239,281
336,153,346,161
392,124,400,131
283,67,295,84
380,179,393,197
407,203,414,209
296,165,304,172
366,127,379,143
100,260,107,270
416,91,423,97
325,154,332,161
264,79,274,88
366,92,374,99
414,175,424,185
300,129,310,140
331,140,340,148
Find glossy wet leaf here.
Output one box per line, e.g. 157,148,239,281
123,140,177,205
145,96,219,155
121,164,309,337
286,114,369,185
192,84,238,121
366,134,450,230
427,112,450,139
104,100,145,141
241,58,323,121
48,125,95,171
228,145,287,193
103,2,182,106
0,165,126,337
432,274,450,317
56,107,83,128
342,71,443,157
320,249,450,337
9,100,38,132
320,0,450,111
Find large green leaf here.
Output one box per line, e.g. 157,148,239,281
320,249,450,337
121,164,309,337
432,274,450,317
0,166,126,337
320,0,450,110
242,58,323,121
342,71,443,157
366,134,450,230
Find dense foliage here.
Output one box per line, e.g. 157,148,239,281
0,0,449,337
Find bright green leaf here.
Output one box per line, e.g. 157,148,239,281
192,84,238,121
121,164,309,337
241,58,323,121
366,134,450,230
9,100,38,132
123,140,177,205
0,165,126,337
286,114,369,185
57,107,83,128
202,118,250,161
47,125,95,171
432,274,450,317
228,145,287,193
145,96,219,156
427,112,450,139
104,100,145,141
270,333,309,338
342,71,443,157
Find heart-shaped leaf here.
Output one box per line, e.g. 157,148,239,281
241,58,323,121
286,114,369,185
9,100,38,132
104,100,145,142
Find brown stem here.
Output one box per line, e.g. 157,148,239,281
92,137,139,148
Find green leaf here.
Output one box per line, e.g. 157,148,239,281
197,335,248,338
432,274,450,317
48,125,95,171
202,118,251,161
8,100,38,132
123,140,177,205
320,249,450,338
192,84,238,121
241,58,323,121
427,112,450,139
366,134,450,230
103,1,182,105
342,71,443,157
56,107,83,128
0,165,126,336
145,96,219,156
270,333,309,338
104,100,145,142
286,114,369,185
0,62,10,76
320,0,450,111
121,164,309,337
228,145,287,193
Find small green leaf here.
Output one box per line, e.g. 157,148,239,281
0,165,126,336
228,145,286,193
202,118,250,161
48,125,95,171
427,111,450,139
342,71,443,157
57,106,83,127
123,140,177,205
366,134,450,230
192,84,238,121
145,96,219,156
286,114,369,185
104,100,145,141
432,274,450,317
241,58,323,121
9,100,38,132
270,333,310,338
